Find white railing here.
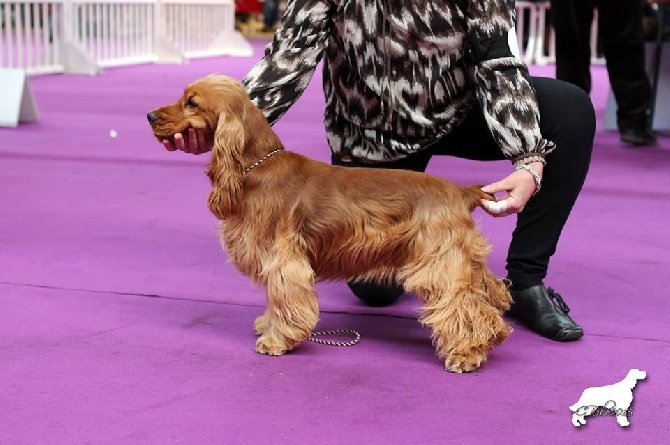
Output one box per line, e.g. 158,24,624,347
0,0,252,75
67,0,156,68
1,1,66,74
163,0,243,58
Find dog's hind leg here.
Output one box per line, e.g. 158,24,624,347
401,231,511,372
480,268,513,314
255,235,319,356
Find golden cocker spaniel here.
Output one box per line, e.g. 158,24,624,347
148,75,512,373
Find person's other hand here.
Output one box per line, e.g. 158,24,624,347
480,162,543,217
162,127,213,154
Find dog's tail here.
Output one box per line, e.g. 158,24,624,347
462,184,496,212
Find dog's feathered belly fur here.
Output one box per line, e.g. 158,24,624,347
148,74,512,373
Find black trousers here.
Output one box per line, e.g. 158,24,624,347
332,77,595,290
550,0,652,129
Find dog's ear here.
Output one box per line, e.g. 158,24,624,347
207,111,245,219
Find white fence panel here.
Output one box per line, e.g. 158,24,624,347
67,0,156,67
1,0,66,74
1,0,252,75
162,0,251,58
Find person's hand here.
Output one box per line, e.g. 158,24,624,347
480,161,544,217
162,127,213,154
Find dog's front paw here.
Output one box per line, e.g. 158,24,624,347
254,314,270,336
255,335,289,356
445,350,487,373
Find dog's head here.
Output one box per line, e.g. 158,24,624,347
148,75,281,219
147,74,252,147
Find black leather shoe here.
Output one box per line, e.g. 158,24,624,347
507,285,583,341
348,280,404,307
620,126,657,146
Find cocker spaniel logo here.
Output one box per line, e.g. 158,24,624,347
570,369,646,427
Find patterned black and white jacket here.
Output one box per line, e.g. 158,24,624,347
242,0,554,167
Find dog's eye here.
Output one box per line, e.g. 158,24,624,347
186,98,199,109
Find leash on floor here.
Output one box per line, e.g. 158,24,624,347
308,329,361,346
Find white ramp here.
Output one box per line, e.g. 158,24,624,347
0,68,40,127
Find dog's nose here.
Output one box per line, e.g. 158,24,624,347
146,112,159,124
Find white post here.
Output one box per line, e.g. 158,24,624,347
62,0,102,74
153,0,184,63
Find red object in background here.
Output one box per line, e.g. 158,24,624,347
236,0,264,14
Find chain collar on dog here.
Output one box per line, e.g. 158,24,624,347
308,329,361,347
244,148,284,176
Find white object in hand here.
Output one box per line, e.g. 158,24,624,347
485,200,507,214
109,129,118,138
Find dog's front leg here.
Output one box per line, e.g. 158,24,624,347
255,244,319,356
253,308,272,336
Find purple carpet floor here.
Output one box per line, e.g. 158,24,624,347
1,38,669,444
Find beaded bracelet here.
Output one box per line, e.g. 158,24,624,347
516,164,542,196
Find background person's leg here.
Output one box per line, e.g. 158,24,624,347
550,0,595,93
595,0,656,145
263,0,280,32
